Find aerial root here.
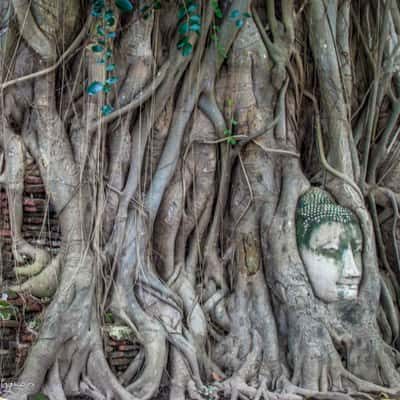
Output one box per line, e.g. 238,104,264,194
215,376,302,400
341,369,400,395
165,328,203,388
43,360,67,400
80,377,107,400
119,348,145,386
14,240,50,277
86,346,141,400
10,252,61,297
282,372,400,400
187,380,212,400
63,336,91,394
125,330,167,400
216,372,400,400
289,333,400,394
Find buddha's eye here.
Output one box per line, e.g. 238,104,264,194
319,247,338,257
352,241,362,253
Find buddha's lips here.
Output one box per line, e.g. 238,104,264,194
337,283,359,290
337,280,360,286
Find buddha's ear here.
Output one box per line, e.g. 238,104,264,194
347,221,363,242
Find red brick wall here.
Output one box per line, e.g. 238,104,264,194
0,165,139,382
0,163,59,379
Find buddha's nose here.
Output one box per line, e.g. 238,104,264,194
342,248,361,279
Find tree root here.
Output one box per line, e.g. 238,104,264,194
119,348,145,386
86,344,142,400
42,360,67,400
380,275,399,342
125,329,168,399
10,252,61,297
216,377,302,400
281,377,400,400
214,369,400,400
345,328,400,388
13,240,50,278
289,354,400,395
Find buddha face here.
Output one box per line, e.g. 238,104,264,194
299,221,362,303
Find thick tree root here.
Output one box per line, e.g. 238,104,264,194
216,377,302,400
119,348,145,386
13,239,50,278
10,252,61,297
290,336,400,393
281,379,400,400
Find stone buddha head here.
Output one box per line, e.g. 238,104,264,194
296,188,362,303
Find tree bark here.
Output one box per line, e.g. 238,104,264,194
1,1,400,399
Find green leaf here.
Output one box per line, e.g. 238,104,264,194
106,49,113,58
141,5,150,13
211,0,223,18
106,17,115,27
105,311,114,324
224,128,232,136
96,58,106,63
218,45,227,59
230,9,241,18
0,300,10,307
236,19,244,28
31,393,49,400
97,25,105,36
188,4,198,13
87,81,104,95
242,12,252,18
227,137,237,145
182,42,193,56
103,84,111,94
0,310,12,320
91,9,103,17
106,63,116,71
179,22,189,34
105,9,114,18
107,31,117,39
190,23,201,32
177,36,188,49
114,0,134,12
91,44,104,52
190,15,201,23
231,118,238,125
4,290,17,298
106,76,119,85
153,0,161,9
178,6,186,20
102,104,114,115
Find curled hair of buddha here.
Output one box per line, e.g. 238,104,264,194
296,188,358,248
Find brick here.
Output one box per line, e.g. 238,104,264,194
118,344,138,351
0,321,19,329
109,358,131,366
20,334,35,343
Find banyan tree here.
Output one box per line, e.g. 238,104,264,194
1,0,400,399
